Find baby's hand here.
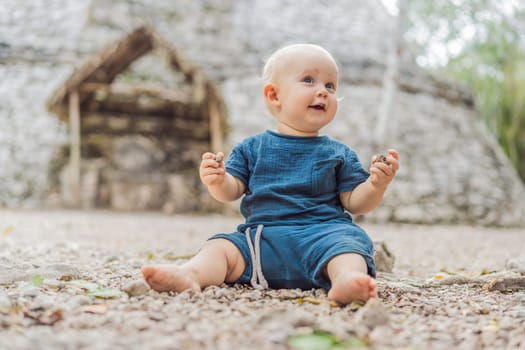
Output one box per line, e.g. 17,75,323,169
369,149,399,189
200,152,226,186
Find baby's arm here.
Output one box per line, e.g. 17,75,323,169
200,152,246,202
340,149,399,215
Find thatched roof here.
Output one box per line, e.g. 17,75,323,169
47,25,226,123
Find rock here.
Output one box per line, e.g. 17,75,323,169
373,240,395,273
506,258,525,274
123,279,150,297
484,277,525,292
353,298,390,330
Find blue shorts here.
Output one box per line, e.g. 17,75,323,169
209,220,375,290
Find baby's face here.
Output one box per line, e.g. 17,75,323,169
273,48,339,136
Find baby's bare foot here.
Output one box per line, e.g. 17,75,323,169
141,264,201,293
327,271,377,305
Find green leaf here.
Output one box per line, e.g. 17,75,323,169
288,332,335,350
17,274,45,291
68,280,123,299
31,274,44,287
288,330,366,350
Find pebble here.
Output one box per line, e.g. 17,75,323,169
506,257,525,274
1,212,524,349
353,298,390,330
123,279,150,297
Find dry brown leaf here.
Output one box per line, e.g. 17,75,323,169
295,297,339,307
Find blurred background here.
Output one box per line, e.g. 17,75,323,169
0,0,524,226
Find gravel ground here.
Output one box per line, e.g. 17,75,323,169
0,209,524,350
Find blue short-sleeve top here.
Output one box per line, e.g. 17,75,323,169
225,130,369,228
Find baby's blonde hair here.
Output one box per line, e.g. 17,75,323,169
261,44,338,84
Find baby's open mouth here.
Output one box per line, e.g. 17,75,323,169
309,103,326,111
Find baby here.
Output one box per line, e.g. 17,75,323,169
142,44,399,305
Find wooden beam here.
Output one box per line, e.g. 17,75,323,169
69,90,81,207
79,82,190,102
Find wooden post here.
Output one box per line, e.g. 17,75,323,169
68,90,81,207
209,97,223,152
374,0,407,151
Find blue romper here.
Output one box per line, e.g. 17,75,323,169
210,130,375,291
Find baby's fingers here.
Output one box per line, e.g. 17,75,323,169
202,151,225,164
200,167,225,185
386,149,399,172
371,162,393,177
387,149,399,160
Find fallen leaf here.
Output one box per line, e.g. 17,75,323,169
302,297,321,305
68,280,122,299
295,297,339,307
58,275,75,281
288,330,366,350
31,275,44,287
18,275,44,290
2,225,14,236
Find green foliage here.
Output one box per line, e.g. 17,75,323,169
288,330,366,350
17,274,44,290
405,0,525,181
69,279,123,299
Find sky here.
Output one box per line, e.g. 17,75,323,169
380,0,524,67
381,0,398,16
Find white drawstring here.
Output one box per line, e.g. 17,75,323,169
244,224,268,289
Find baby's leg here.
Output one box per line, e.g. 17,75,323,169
141,239,245,293
325,253,377,305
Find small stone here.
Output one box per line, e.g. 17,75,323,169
353,298,390,330
373,240,395,273
372,154,388,164
506,258,525,274
123,279,150,297
105,256,120,264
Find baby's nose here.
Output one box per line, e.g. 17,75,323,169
316,89,328,97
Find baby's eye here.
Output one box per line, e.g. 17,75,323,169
325,82,336,91
302,76,314,84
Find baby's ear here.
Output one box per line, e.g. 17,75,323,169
263,83,280,107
